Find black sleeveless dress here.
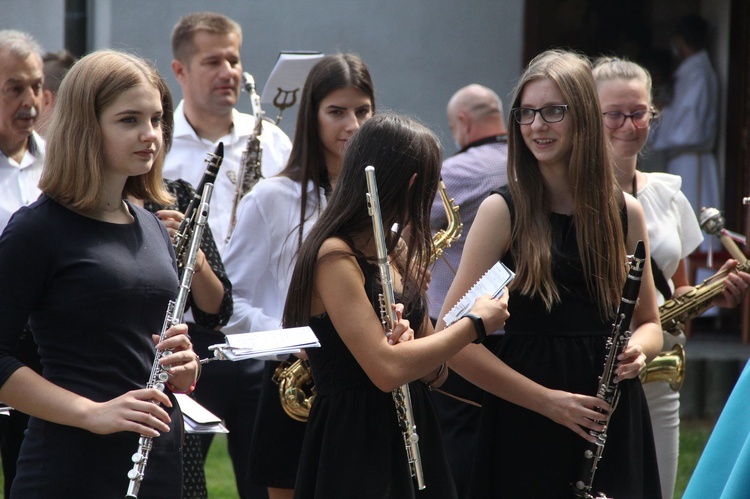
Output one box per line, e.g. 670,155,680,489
294,257,457,499
469,187,661,498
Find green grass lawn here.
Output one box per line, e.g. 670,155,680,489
204,419,716,499
674,417,716,498
0,419,719,498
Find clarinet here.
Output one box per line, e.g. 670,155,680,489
173,142,223,264
226,72,264,243
365,165,426,490
572,240,646,499
125,158,220,498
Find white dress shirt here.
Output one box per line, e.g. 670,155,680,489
0,132,44,232
163,100,292,255
650,50,720,217
222,176,326,335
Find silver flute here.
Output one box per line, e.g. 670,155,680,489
365,165,426,490
125,184,217,498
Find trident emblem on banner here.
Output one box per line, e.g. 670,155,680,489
272,88,299,124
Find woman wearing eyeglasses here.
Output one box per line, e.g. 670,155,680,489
593,56,750,499
438,49,663,498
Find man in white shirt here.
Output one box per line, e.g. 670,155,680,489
163,12,291,499
0,29,45,498
0,30,44,231
164,12,291,255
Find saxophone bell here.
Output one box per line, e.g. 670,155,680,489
640,344,686,391
272,358,316,422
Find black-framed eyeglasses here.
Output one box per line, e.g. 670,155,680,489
511,105,568,125
602,110,656,129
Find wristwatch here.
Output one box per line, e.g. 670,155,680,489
461,313,486,344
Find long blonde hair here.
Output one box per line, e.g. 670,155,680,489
40,50,173,211
507,49,626,317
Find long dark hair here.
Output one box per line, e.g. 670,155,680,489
507,49,625,317
279,53,375,248
283,113,441,328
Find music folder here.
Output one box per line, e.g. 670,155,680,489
442,261,515,327
208,326,320,362
175,394,228,434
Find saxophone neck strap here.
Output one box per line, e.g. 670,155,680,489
651,257,673,300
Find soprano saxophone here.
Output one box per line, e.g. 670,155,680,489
572,240,646,499
125,149,221,498
365,165,426,490
226,72,264,243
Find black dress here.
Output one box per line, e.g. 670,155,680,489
295,257,457,499
0,195,183,498
469,187,661,498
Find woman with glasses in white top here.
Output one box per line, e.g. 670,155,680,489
593,56,750,499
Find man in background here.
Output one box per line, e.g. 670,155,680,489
650,14,720,220
0,28,45,497
428,83,508,497
163,12,291,499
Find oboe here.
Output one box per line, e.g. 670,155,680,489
365,165,426,490
572,240,646,499
125,158,220,498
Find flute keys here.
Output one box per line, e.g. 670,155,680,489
131,452,145,464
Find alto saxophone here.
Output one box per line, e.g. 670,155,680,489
365,165,426,490
639,343,685,391
274,180,464,423
659,207,749,336
642,207,748,391
572,240,647,499
125,147,222,499
430,178,463,265
226,72,264,243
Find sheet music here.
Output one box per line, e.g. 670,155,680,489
259,51,325,105
175,394,229,434
209,326,320,362
442,261,515,327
